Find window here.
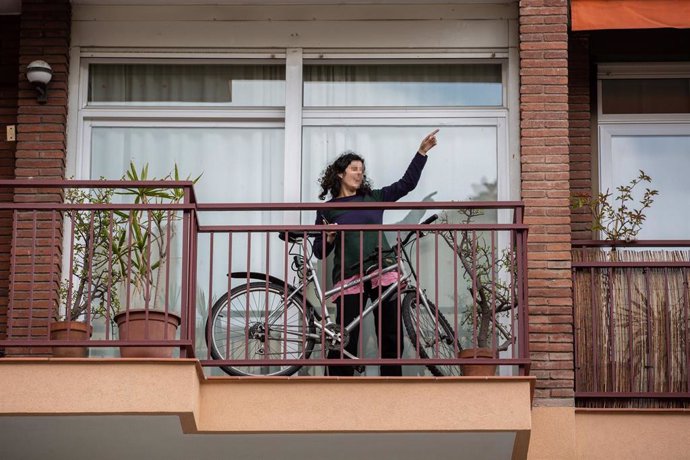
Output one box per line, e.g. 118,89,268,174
300,60,508,216
303,63,502,107
598,63,690,239
77,56,509,216
79,59,287,208
74,52,513,368
88,63,285,106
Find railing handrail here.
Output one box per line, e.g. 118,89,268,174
572,239,690,248
0,179,196,188
0,203,195,211
0,180,523,215
195,200,525,211
0,179,199,206
198,223,529,233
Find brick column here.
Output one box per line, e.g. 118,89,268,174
569,34,592,240
519,0,574,404
0,15,20,347
7,0,70,354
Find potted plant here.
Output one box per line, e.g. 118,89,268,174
51,186,126,357
438,208,515,376
571,171,662,393
571,170,658,243
110,163,198,358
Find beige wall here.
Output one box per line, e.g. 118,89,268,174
529,407,690,460
6,359,690,458
71,3,517,49
0,358,532,432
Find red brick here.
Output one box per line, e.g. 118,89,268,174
4,0,70,357
0,15,20,345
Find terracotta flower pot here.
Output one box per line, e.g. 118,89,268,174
114,309,181,358
458,348,497,376
49,321,92,358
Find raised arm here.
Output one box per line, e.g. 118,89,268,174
379,129,438,202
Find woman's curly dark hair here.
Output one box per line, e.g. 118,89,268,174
318,151,373,200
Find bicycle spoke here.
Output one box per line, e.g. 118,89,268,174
403,295,461,376
206,282,316,376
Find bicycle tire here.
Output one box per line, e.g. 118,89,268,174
206,281,316,376
401,292,462,376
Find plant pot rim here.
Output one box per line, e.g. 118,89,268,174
113,309,181,326
49,320,93,334
458,347,496,358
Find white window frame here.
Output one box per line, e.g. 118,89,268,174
597,62,690,124
70,50,513,211
599,123,690,197
298,53,510,221
597,62,690,239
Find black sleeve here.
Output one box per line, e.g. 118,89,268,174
378,152,428,202
313,210,334,260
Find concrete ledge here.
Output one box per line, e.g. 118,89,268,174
0,359,535,458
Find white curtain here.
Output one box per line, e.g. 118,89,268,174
91,127,286,348
301,125,498,221
303,63,502,107
89,64,285,106
301,125,501,373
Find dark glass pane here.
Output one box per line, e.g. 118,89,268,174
602,79,690,114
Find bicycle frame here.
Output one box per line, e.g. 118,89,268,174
205,216,468,376
271,233,434,358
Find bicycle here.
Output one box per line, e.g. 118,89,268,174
205,214,461,377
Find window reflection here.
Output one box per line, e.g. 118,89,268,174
302,125,501,375
302,125,498,220
90,127,285,361
610,134,690,239
304,64,502,107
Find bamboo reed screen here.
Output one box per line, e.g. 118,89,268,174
574,249,690,403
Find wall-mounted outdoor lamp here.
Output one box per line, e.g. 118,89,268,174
26,60,53,104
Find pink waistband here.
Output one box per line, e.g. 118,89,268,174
329,269,400,301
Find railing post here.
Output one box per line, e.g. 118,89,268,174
514,206,530,376
180,187,194,358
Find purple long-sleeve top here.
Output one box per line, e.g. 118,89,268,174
313,152,428,282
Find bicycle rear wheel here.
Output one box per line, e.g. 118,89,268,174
402,292,461,376
206,281,316,376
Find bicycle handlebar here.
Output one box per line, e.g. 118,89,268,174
278,213,438,246
279,213,438,270
399,213,438,247
343,213,439,272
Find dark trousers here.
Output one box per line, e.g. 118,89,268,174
327,284,404,376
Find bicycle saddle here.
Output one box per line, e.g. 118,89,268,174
278,231,320,243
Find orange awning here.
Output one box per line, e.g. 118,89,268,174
571,0,690,31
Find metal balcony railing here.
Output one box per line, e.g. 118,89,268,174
0,181,530,377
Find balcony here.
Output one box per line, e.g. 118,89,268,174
0,180,533,458
573,240,690,406
0,180,530,374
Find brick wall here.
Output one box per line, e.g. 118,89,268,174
568,34,592,241
519,0,574,404
6,0,70,354
0,15,20,347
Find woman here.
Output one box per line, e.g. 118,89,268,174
314,129,438,376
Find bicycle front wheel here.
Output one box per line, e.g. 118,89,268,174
402,292,461,376
206,281,316,376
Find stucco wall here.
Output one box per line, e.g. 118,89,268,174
529,406,690,459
